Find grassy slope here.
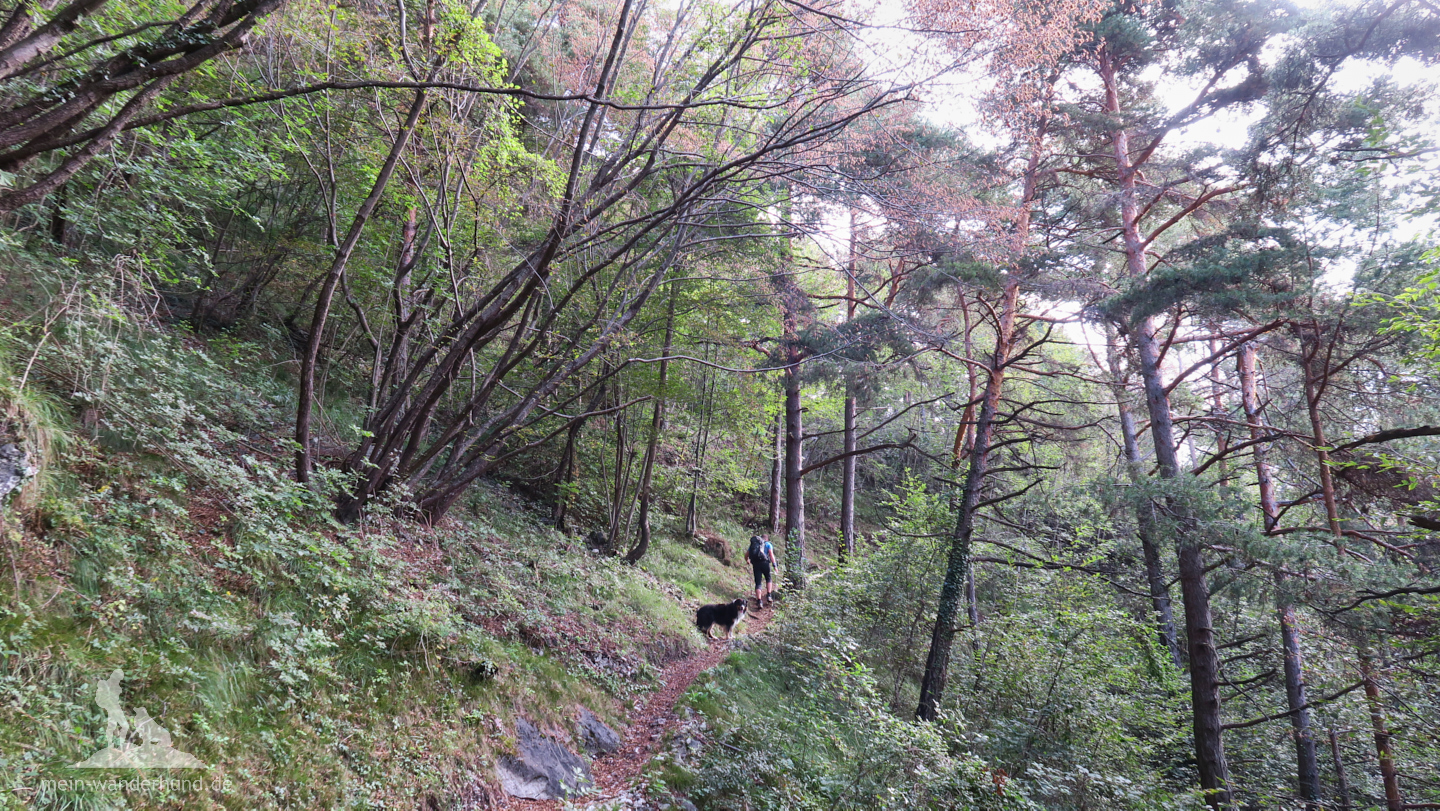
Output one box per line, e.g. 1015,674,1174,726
0,268,753,809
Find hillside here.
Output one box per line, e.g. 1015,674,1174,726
3,0,1440,808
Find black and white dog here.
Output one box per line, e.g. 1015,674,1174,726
695,599,748,639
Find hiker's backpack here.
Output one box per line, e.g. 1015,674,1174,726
747,537,765,565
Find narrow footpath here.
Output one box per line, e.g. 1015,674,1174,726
503,599,777,810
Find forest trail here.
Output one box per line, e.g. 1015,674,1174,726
503,598,778,810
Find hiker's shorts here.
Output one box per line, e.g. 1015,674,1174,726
752,563,772,589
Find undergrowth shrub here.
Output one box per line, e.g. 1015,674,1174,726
677,617,1036,811
674,474,1201,811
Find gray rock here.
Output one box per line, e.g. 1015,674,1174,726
495,718,593,800
0,443,34,500
577,708,623,755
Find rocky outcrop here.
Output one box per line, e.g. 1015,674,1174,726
495,718,593,800
576,708,622,756
0,442,35,500
695,530,731,566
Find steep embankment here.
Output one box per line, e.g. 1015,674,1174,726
0,264,758,809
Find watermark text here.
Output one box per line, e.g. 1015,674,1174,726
37,777,234,794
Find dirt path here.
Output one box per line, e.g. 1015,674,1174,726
502,599,776,810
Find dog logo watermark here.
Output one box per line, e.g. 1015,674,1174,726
71,669,206,769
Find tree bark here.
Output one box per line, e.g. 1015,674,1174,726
840,381,857,562
1207,336,1230,486
840,208,858,562
767,407,783,537
606,381,635,555
685,357,716,539
916,278,1019,722
552,424,578,532
1133,316,1231,808
1329,729,1353,811
1360,654,1404,811
1107,331,1183,667
1238,343,1322,810
1298,325,1344,538
296,89,427,483
951,291,981,628
552,380,608,531
783,357,806,589
1298,329,1404,807
1277,599,1322,811
954,291,979,461
626,282,678,564
1102,46,1230,804
776,256,809,589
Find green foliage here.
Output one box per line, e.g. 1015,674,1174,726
1376,257,1440,369
0,257,749,808
680,636,1037,811
761,477,1201,811
1095,224,1322,328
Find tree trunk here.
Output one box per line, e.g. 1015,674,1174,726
776,254,809,589
916,278,1018,722
1237,343,1322,810
767,407,783,537
685,358,716,539
296,89,427,483
952,290,982,628
840,209,858,562
1103,46,1230,804
606,384,635,555
1207,336,1230,486
1360,654,1404,811
626,282,678,564
1241,345,1322,801
783,357,806,589
954,291,979,461
552,425,578,532
1277,600,1322,811
1329,729,1352,811
1298,332,1404,806
49,180,65,246
1132,317,1231,807
1298,326,1344,538
1107,331,1182,667
840,382,856,562
553,381,608,531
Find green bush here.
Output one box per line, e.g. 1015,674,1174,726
677,623,1037,811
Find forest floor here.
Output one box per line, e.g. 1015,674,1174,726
501,596,780,811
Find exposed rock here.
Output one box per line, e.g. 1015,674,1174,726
696,530,731,566
582,649,641,682
577,708,622,755
0,443,35,500
494,718,593,800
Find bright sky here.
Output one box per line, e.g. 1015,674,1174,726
821,0,1440,288
807,0,1440,375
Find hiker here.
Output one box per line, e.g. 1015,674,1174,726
745,534,777,608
